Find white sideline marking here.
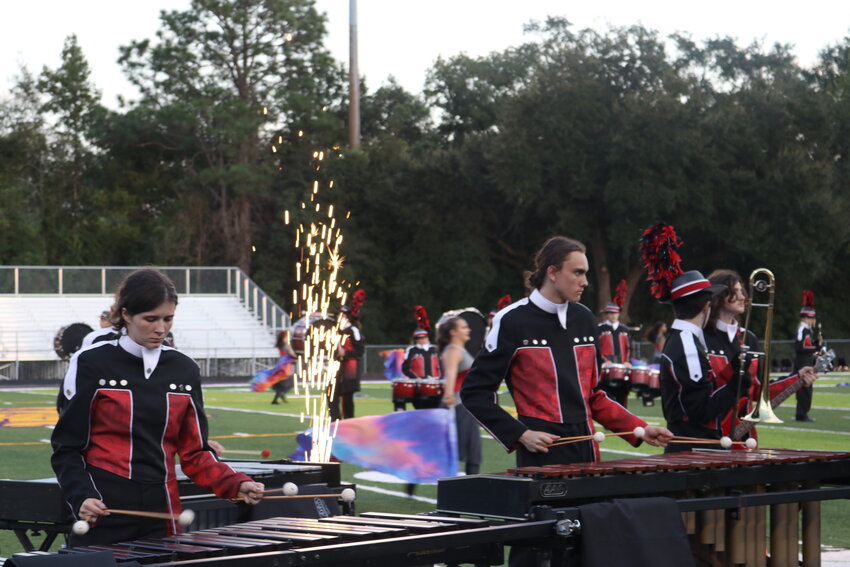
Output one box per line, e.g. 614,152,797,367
354,483,437,505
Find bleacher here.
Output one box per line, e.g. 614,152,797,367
0,266,288,381
0,295,279,362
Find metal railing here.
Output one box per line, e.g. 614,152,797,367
0,266,291,380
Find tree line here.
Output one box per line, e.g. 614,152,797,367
2,1,850,344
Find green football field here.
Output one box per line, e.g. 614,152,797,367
1,375,848,557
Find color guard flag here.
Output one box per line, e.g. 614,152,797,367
380,348,405,380
249,354,295,392
292,408,459,483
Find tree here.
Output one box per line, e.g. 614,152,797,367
117,0,346,271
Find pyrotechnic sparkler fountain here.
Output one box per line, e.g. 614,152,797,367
284,151,349,463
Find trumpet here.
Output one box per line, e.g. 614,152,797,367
741,269,782,423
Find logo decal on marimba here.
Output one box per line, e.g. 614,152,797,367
540,482,568,498
314,497,331,517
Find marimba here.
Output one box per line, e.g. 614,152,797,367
8,513,543,566
0,460,341,552
437,449,850,567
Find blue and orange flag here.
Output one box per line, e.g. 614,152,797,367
292,408,459,483
249,354,295,392
380,348,405,380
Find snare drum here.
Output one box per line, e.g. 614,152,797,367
629,366,651,389
417,379,444,399
647,369,661,392
391,379,418,401
601,363,628,384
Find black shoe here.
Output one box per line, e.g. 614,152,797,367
271,400,280,405
795,416,815,422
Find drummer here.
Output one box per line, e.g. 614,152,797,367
401,306,441,409
597,280,631,406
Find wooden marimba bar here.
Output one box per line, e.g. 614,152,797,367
437,449,850,567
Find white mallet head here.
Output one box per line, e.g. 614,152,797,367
340,488,356,503
633,426,646,439
72,520,90,535
593,431,606,443
178,509,195,527
720,436,733,449
283,482,298,496
745,438,758,450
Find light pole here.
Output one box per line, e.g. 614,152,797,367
348,0,361,149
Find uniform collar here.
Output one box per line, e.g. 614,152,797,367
672,318,707,349
715,319,739,343
119,334,163,379
530,289,569,329
601,320,619,331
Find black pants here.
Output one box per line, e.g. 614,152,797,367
795,383,813,419
329,392,355,420
69,466,170,547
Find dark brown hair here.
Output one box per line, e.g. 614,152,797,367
706,269,746,326
437,317,463,353
527,237,586,290
109,268,178,331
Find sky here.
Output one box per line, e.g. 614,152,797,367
2,1,849,109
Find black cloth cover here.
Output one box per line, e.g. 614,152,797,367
578,497,694,567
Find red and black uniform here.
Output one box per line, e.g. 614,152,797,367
51,335,251,546
794,322,819,420
598,321,630,363
330,324,365,420
660,320,749,452
401,344,440,379
705,320,801,447
597,320,631,406
461,290,645,467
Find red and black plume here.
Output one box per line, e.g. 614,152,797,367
497,294,512,311
802,290,815,309
639,222,684,300
414,305,430,331
349,289,366,317
613,280,628,308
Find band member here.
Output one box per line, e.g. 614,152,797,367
597,279,631,406
704,270,817,444
401,306,441,410
462,237,671,567
598,280,631,364
439,316,482,476
51,268,264,546
81,309,119,348
329,290,366,420
462,236,671,466
485,294,513,336
794,290,821,422
639,223,747,452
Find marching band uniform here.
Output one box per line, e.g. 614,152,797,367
598,321,630,364
401,343,440,379
462,289,645,468
657,269,751,453
794,293,820,421
330,323,365,420
402,339,440,410
52,335,252,546
597,282,631,406
704,320,800,445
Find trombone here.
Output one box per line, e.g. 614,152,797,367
741,268,782,423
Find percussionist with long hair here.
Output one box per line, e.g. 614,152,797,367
51,268,264,546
